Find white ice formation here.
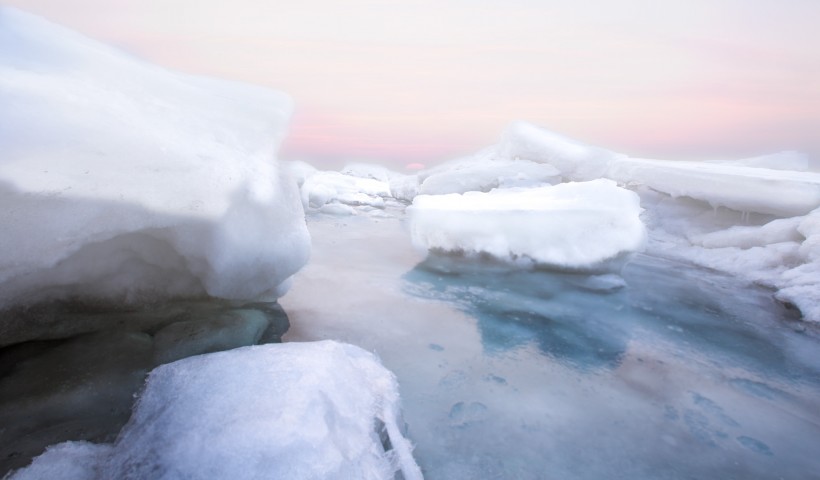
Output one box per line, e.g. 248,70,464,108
293,160,411,215
0,7,310,306
402,121,820,321
408,180,646,270
10,341,424,480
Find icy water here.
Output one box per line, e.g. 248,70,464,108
282,209,820,480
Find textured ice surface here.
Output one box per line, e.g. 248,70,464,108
417,150,561,196
408,180,645,270
432,121,820,321
11,341,423,480
607,157,820,217
282,211,820,480
0,300,291,474
495,121,622,181
301,171,391,210
0,8,309,306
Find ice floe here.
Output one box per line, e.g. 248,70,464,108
0,7,310,307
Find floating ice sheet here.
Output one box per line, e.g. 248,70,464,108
408,179,646,270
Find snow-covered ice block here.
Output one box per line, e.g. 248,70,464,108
10,341,423,480
607,158,820,217
301,171,390,210
388,174,421,203
341,162,392,182
495,121,623,181
689,217,804,249
408,179,646,269
0,8,310,306
418,156,560,196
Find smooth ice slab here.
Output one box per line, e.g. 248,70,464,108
607,157,820,217
408,179,646,269
0,8,309,306
10,341,423,480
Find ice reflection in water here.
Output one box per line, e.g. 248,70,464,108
402,254,820,479
282,213,820,480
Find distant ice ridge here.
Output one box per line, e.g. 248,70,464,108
9,341,423,480
408,180,646,270
0,8,310,306
292,121,820,321
288,160,405,216
409,122,820,322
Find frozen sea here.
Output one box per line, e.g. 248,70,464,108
282,206,820,480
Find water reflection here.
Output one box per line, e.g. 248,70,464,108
403,253,818,381
400,252,820,479
403,256,629,371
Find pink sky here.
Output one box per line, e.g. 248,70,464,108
7,0,820,168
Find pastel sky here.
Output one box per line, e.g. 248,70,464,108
7,0,820,168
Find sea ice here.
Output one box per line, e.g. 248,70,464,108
0,7,309,307
401,121,820,320
495,121,623,181
408,179,646,270
607,157,820,217
705,150,811,171
300,171,391,210
417,154,561,196
10,341,423,480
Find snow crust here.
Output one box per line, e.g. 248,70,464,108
0,7,310,306
10,341,423,480
408,180,646,269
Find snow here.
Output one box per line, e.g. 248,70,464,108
705,150,810,172
341,162,392,182
495,121,623,181
408,179,646,270
0,7,310,306
300,171,391,210
607,157,820,217
418,153,561,196
397,121,820,321
10,341,422,480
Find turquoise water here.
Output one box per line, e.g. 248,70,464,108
282,211,820,480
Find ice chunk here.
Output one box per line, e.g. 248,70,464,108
11,341,423,480
408,179,646,270
689,217,804,249
388,174,421,203
706,151,810,172
607,157,820,217
0,8,310,306
341,162,392,182
495,121,622,181
9,442,112,480
284,160,319,188
418,157,560,196
301,171,390,209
